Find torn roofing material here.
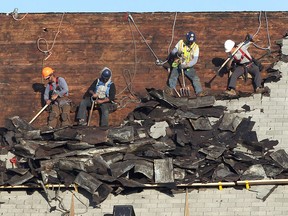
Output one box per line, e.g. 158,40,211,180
0,89,283,205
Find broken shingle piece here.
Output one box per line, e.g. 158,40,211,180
270,149,288,169
219,113,243,132
154,158,174,183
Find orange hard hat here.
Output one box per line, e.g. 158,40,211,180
42,67,54,78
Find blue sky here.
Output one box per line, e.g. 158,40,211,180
1,0,287,13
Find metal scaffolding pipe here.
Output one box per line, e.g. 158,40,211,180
1,179,288,190
144,179,288,188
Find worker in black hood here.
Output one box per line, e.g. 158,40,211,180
77,67,116,127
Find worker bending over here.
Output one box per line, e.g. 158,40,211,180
42,67,72,128
224,34,265,96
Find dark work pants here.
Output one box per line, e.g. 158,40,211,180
76,97,110,127
169,66,202,94
228,63,262,90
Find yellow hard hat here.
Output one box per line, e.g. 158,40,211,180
42,67,54,79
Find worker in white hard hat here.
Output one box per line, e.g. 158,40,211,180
223,34,265,96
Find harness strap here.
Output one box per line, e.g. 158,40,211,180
49,77,68,96
49,77,59,91
239,49,252,62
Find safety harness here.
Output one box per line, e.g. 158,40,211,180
49,77,59,90
49,77,68,98
233,49,252,65
232,49,254,82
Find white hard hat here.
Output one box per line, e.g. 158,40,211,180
224,40,235,53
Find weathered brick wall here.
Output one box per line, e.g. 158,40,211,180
0,11,286,127
1,11,288,216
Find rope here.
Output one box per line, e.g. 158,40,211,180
12,13,28,21
128,13,160,61
116,18,138,98
37,13,65,61
252,11,271,51
116,12,178,109
114,15,141,110
66,190,89,215
8,8,28,21
167,12,178,55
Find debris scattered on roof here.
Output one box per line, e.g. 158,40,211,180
0,90,283,205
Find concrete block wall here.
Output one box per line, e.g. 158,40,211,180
1,186,288,216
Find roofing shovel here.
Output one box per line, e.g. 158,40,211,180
204,41,246,88
29,104,49,124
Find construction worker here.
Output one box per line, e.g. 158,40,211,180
77,67,116,127
165,31,205,97
223,34,265,96
42,66,72,128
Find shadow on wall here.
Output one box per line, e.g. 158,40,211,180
211,57,229,77
32,83,46,107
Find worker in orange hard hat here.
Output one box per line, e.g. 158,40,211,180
42,66,72,128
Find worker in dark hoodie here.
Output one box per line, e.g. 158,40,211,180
77,67,116,127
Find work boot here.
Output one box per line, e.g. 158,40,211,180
196,91,207,97
164,86,174,96
78,119,87,126
224,88,237,96
255,87,265,94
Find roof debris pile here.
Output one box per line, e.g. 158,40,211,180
0,88,286,205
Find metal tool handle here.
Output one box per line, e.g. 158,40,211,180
29,104,49,124
181,69,186,87
179,57,186,87
216,41,245,74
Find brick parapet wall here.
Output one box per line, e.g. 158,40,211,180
1,12,288,216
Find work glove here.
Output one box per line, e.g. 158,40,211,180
245,34,254,43
155,59,166,66
179,63,187,70
177,52,184,59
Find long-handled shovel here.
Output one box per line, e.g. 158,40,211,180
29,104,49,124
205,41,246,88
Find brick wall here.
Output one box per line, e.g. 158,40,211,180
1,11,288,216
0,11,286,127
